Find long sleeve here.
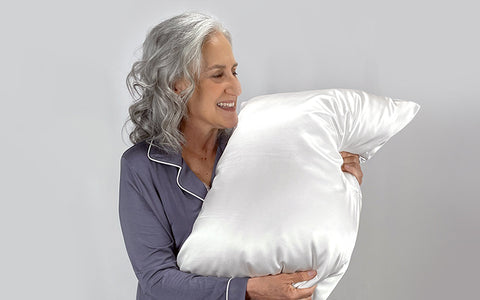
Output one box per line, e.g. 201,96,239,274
119,156,248,300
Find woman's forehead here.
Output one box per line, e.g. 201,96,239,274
202,33,236,69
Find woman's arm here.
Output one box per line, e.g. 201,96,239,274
119,157,248,299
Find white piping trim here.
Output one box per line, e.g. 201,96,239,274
226,277,233,300
147,142,204,202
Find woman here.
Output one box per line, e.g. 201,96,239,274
119,12,363,300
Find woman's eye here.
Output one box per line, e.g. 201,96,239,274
212,70,238,78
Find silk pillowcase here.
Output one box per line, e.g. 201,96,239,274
178,89,420,300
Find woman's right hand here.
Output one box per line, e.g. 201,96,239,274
245,270,317,300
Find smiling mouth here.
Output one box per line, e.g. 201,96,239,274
217,101,236,110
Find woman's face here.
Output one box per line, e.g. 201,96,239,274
183,32,242,132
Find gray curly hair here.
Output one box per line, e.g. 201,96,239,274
126,12,232,152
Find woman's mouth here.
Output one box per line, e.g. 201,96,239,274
217,101,236,111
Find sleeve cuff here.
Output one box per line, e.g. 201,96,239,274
226,277,249,300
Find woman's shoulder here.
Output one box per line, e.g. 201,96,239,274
121,141,150,165
121,140,183,173
120,141,162,174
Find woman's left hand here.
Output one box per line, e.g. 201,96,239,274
340,152,363,185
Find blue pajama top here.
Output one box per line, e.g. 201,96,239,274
119,137,248,300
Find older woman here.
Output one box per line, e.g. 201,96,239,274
119,12,363,300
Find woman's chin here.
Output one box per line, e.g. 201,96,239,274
222,117,238,129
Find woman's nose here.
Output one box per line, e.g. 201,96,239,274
226,76,242,96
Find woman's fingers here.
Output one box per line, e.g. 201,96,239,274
291,285,317,299
340,152,363,185
285,270,317,284
246,270,317,300
340,151,355,157
340,151,359,159
341,156,359,164
342,164,363,185
284,271,317,299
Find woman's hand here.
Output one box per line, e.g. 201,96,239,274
245,270,317,300
340,152,363,185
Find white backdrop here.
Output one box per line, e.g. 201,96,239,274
1,0,479,299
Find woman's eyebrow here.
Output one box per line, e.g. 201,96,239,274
206,63,238,71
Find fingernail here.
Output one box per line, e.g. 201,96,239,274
308,271,316,276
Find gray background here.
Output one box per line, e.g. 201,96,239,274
1,0,478,299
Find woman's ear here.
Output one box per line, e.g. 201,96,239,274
174,79,189,94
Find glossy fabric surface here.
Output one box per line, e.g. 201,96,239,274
178,89,420,299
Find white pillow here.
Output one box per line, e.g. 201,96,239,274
177,89,419,299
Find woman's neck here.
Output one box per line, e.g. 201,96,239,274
181,121,218,157
180,121,219,187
